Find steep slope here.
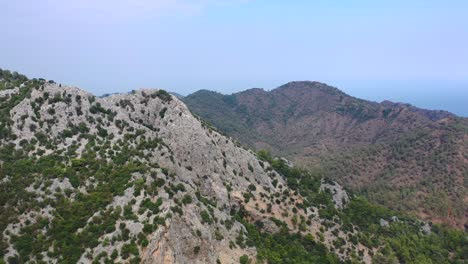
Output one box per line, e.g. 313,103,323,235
0,70,365,263
0,70,465,264
183,81,468,228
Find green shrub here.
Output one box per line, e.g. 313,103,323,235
200,210,212,224
193,245,200,254
151,90,172,102
121,241,139,259
159,107,168,118
239,255,249,264
182,194,193,205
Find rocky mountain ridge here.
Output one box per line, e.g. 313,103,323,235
0,71,367,263
0,69,465,264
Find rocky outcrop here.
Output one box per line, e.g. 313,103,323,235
0,79,372,263
320,180,349,210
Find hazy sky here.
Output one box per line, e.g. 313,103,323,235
1,0,467,115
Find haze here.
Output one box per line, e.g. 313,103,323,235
1,0,467,116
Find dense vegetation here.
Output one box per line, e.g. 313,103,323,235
234,212,342,264
0,138,158,263
0,69,28,90
256,150,467,264
321,121,467,223
242,224,341,263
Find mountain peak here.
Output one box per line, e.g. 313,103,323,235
240,87,265,93
274,81,347,97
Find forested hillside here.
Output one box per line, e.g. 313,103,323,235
183,81,468,228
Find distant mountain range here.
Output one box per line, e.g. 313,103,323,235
183,81,468,228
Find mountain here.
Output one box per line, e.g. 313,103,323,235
0,69,465,264
183,81,468,228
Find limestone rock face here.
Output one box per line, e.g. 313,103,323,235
1,80,372,263
320,180,349,210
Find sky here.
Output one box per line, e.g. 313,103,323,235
1,0,467,116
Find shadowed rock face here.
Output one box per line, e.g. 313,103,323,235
183,81,468,228
0,75,376,263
